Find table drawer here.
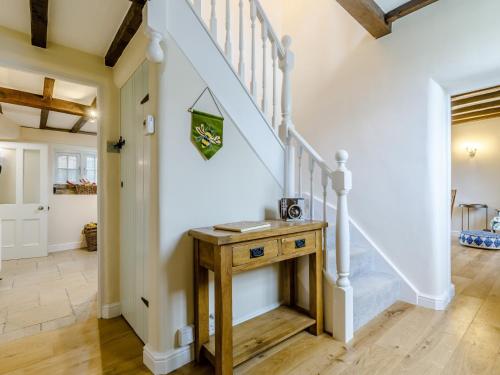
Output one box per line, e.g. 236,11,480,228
232,239,279,266
281,231,316,255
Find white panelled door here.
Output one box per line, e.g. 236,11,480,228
120,61,149,342
0,142,48,260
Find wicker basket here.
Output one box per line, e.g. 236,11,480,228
75,184,97,195
84,226,98,252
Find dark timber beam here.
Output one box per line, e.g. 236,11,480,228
452,107,500,122
39,77,55,129
22,126,97,136
453,112,500,125
452,88,500,107
30,0,49,48
70,97,97,133
336,0,391,39
0,86,92,117
336,0,439,39
105,0,147,67
386,0,439,23
452,99,500,115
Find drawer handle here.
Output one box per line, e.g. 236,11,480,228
295,239,306,249
250,247,265,258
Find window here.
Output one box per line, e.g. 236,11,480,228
54,150,97,184
84,153,97,183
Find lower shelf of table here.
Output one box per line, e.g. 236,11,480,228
202,305,316,368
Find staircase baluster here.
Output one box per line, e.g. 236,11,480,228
193,0,201,17
225,0,232,61
272,40,278,131
280,35,295,196
210,0,217,39
309,156,315,220
250,0,257,98
193,0,202,16
321,168,329,272
238,0,245,81
332,150,353,343
297,145,303,197
261,22,268,114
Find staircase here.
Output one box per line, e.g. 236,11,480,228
150,0,403,343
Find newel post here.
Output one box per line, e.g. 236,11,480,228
332,150,353,343
279,36,296,196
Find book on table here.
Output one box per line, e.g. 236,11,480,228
213,221,271,233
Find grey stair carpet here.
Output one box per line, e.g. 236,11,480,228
326,245,400,331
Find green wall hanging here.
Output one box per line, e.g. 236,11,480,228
188,87,224,160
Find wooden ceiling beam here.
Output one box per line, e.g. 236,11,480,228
453,112,500,125
452,88,500,107
70,97,97,133
39,77,55,129
385,0,439,23
105,0,147,67
336,0,439,39
452,107,500,122
0,86,91,117
22,126,96,136
30,0,49,48
336,0,391,39
452,99,500,115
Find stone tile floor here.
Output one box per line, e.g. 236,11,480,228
0,249,97,344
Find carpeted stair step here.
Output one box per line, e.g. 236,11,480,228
352,271,400,331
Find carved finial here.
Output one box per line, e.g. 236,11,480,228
335,149,349,164
282,35,292,50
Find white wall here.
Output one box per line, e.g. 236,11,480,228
1,127,98,251
152,34,282,355
451,117,500,232
278,0,500,302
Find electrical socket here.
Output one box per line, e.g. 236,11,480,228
176,325,194,347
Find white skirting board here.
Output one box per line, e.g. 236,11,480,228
48,241,84,252
143,345,193,375
101,303,121,319
417,284,455,310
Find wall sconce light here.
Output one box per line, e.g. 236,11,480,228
466,145,477,158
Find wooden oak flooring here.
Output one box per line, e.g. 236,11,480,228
174,238,500,375
0,238,498,374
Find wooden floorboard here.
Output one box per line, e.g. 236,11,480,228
0,237,498,374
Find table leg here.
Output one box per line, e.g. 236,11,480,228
280,259,296,306
194,240,209,362
214,245,233,375
308,231,323,336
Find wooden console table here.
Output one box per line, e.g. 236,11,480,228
189,220,326,375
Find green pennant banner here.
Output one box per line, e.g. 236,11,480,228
191,110,223,160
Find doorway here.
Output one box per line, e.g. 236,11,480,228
0,67,100,342
449,84,500,290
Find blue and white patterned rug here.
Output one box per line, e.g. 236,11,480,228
459,230,500,250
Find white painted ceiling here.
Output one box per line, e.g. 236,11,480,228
0,66,97,133
374,0,409,13
0,0,130,56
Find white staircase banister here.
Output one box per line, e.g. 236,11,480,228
253,0,285,58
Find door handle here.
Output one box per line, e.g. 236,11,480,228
38,206,44,211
